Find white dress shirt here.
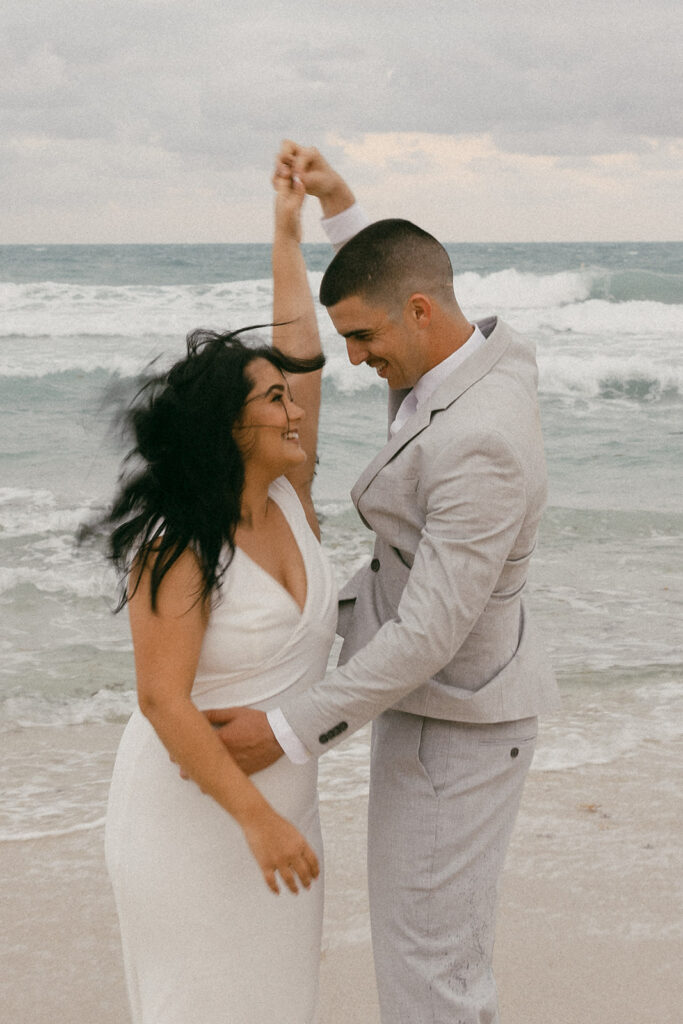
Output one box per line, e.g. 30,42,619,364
268,204,485,764
320,202,371,251
389,327,486,435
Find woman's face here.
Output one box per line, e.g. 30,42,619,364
234,358,306,473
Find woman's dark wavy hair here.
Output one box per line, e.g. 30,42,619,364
81,326,324,612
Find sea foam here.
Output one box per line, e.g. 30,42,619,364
2,268,680,409
0,688,136,732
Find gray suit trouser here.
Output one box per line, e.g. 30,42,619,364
367,710,537,1024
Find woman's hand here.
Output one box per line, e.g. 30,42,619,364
275,139,355,218
242,806,320,895
272,164,305,244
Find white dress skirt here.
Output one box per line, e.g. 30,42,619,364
105,477,338,1024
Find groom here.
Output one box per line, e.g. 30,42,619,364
213,142,559,1022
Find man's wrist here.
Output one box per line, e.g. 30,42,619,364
318,180,356,219
321,202,371,251
266,707,310,764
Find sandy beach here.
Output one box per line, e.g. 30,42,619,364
1,721,680,1024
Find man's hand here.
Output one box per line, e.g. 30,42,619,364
275,139,355,218
205,707,284,775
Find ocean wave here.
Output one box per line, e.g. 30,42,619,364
589,268,683,305
2,342,679,405
455,268,592,310
2,266,680,343
322,340,683,404
0,564,111,599
0,272,680,401
0,487,97,538
538,350,682,403
322,352,384,395
0,349,157,380
532,297,683,337
532,677,683,771
0,817,105,843
0,490,115,597
0,277,296,340
457,266,683,310
1,675,679,844
0,687,136,732
0,486,55,506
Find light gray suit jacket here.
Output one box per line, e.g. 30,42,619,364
283,316,559,755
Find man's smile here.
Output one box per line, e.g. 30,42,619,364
367,358,389,377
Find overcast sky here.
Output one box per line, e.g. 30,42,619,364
3,0,682,243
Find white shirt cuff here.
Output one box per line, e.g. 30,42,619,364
321,203,370,251
266,707,310,764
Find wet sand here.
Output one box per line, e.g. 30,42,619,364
1,724,680,1023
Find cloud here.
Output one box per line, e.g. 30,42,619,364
1,0,681,240
322,131,683,242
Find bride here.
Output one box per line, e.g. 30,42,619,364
101,167,336,1022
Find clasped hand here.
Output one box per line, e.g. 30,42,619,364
205,706,284,775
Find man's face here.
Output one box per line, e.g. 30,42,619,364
327,293,427,390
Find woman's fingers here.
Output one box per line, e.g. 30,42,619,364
295,845,319,887
277,850,312,893
278,864,299,895
272,147,296,189
246,812,320,895
306,845,321,880
258,843,320,895
263,866,280,896
273,169,304,201
287,842,320,891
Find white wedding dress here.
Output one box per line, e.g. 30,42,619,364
105,477,338,1024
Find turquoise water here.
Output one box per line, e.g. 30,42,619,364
1,242,681,838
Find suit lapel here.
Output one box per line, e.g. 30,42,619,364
351,318,510,506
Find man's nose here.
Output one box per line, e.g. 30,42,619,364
346,339,367,365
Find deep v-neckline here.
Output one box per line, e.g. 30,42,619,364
234,491,308,615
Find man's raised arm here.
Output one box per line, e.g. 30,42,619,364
276,140,369,250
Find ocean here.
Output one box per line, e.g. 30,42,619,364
1,240,682,863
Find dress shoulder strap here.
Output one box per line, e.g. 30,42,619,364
268,476,307,529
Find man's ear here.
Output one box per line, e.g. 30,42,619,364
406,293,433,327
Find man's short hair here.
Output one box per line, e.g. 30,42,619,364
319,218,455,311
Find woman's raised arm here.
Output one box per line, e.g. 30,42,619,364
271,169,323,520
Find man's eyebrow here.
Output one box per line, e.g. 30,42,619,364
342,328,372,339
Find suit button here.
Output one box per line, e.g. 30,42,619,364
510,747,519,758
370,558,380,572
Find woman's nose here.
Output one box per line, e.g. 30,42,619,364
287,399,305,421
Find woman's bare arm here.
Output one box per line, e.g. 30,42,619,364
128,548,319,894
271,170,323,531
